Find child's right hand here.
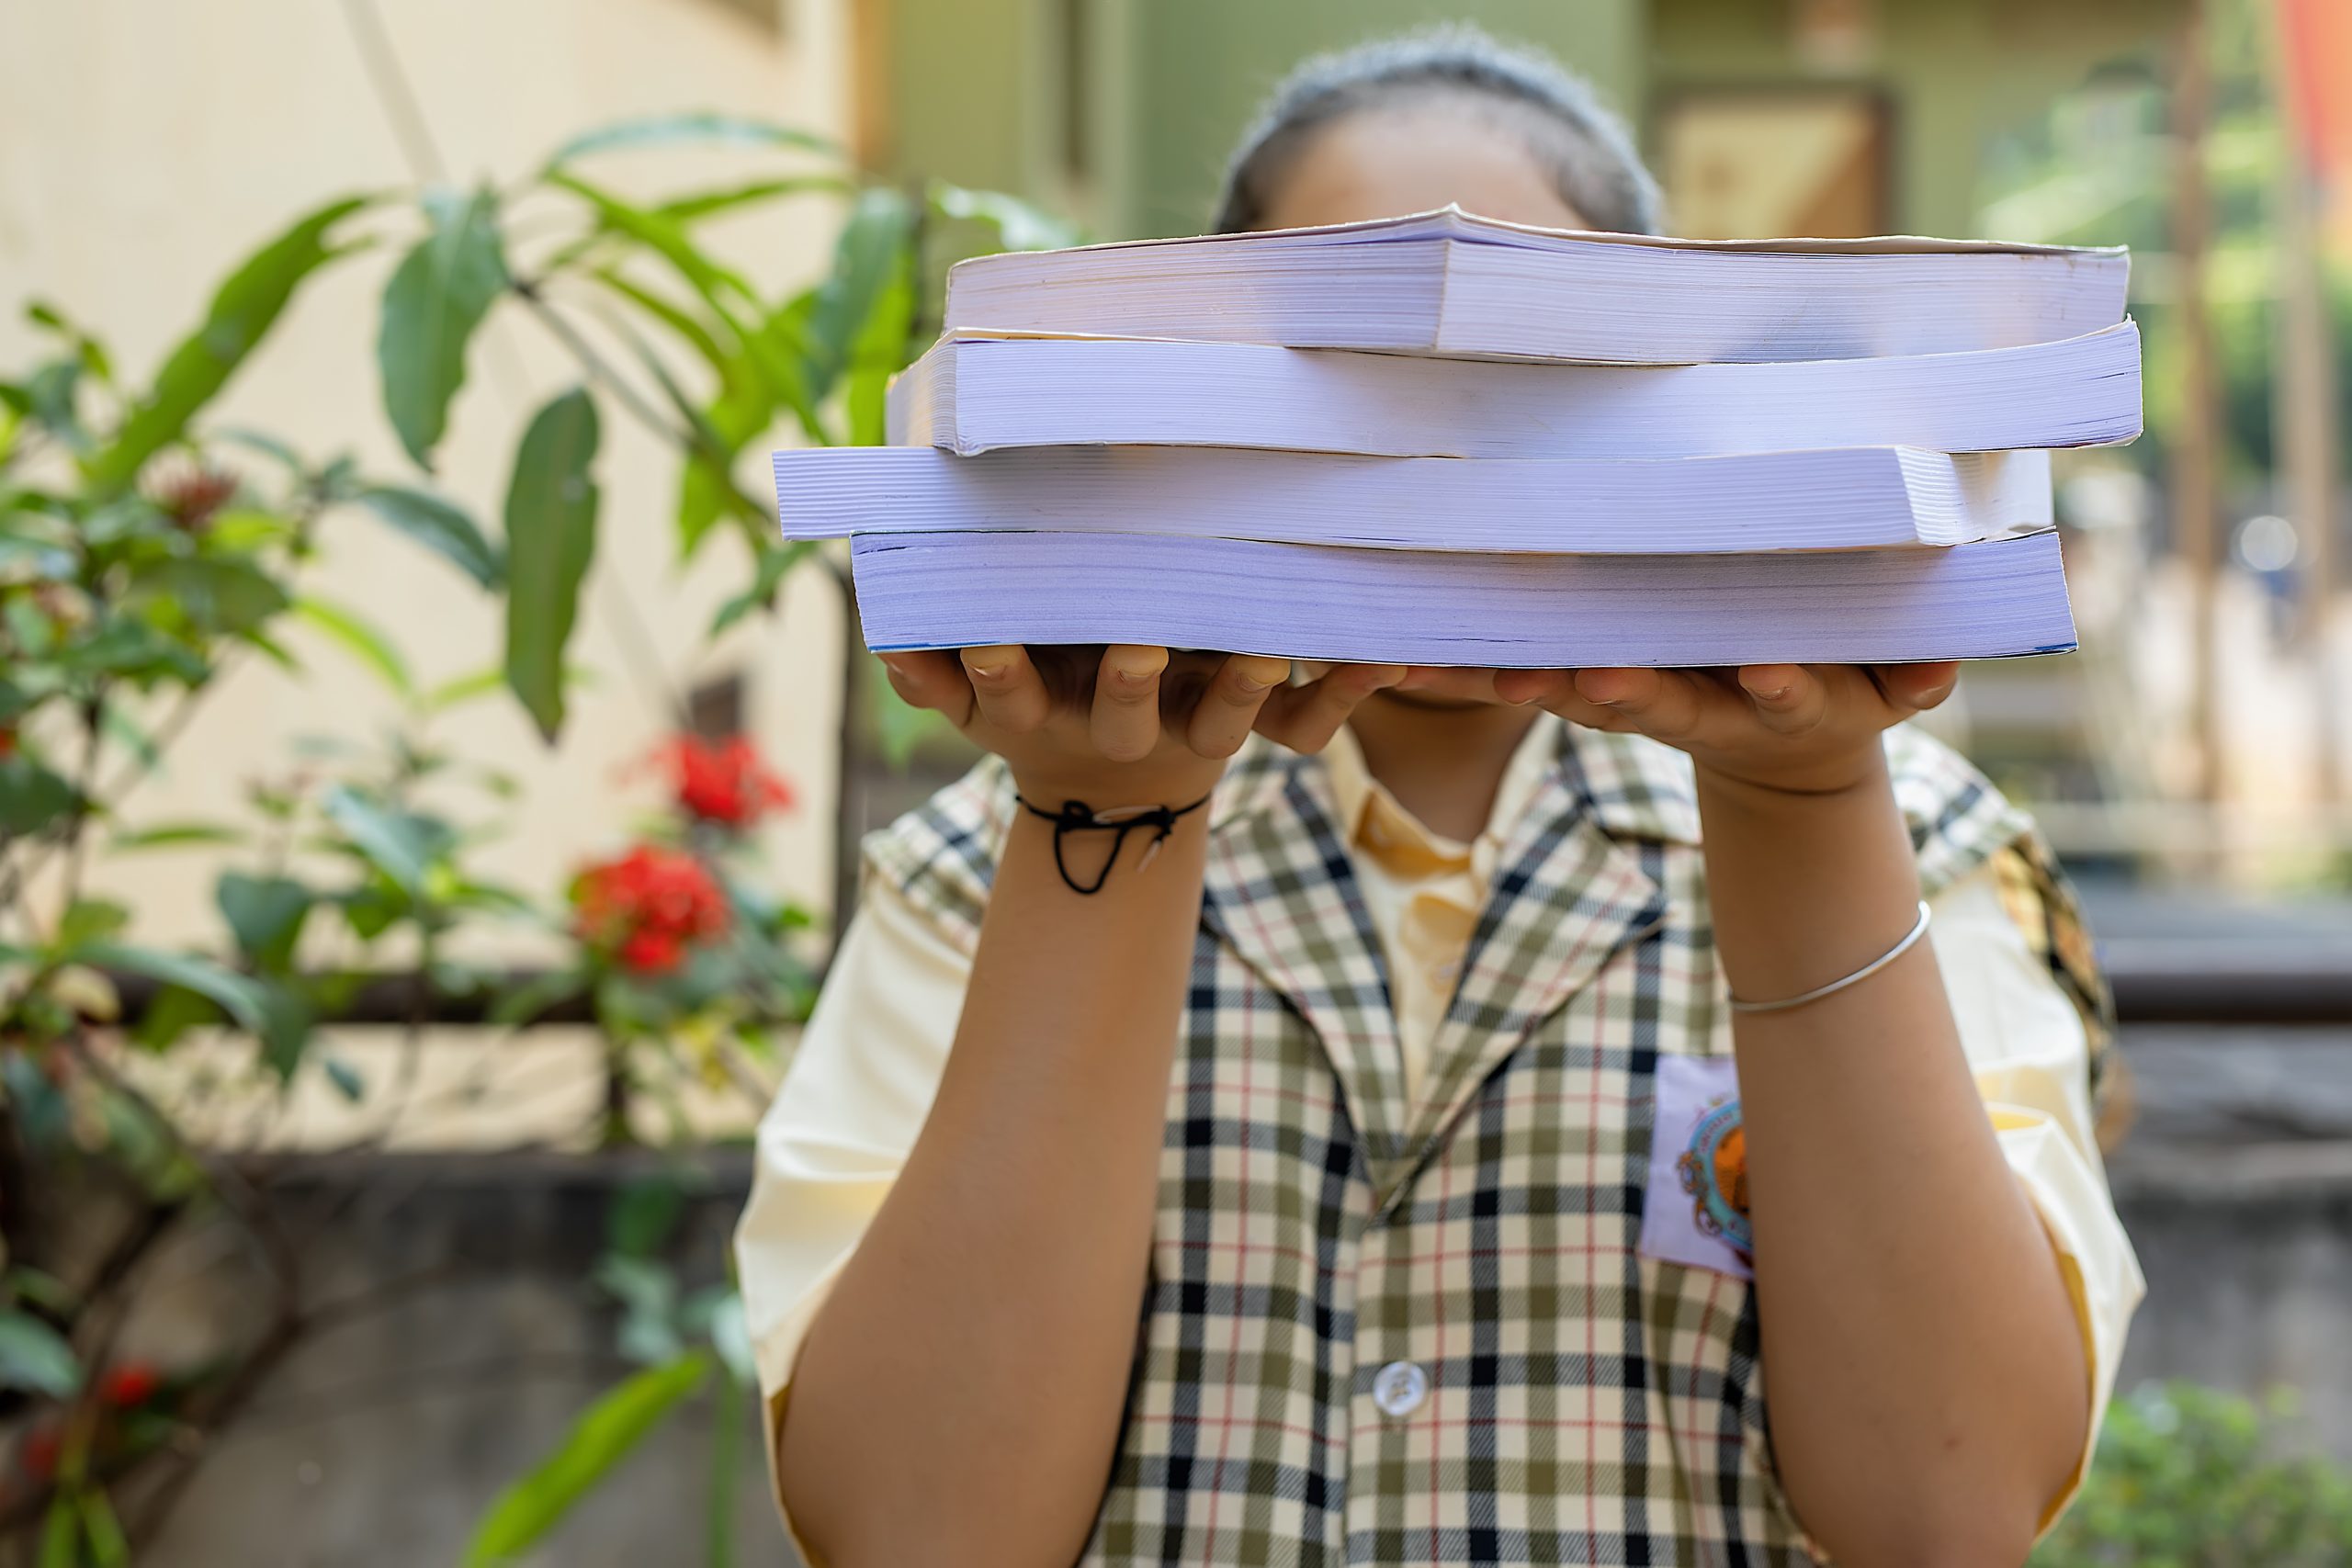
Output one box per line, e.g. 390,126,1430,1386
877,645,1405,806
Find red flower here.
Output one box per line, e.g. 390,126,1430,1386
618,928,685,976
0,725,15,761
651,736,794,829
100,1361,161,1408
571,845,730,975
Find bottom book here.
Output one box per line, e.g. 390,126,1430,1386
849,528,2077,668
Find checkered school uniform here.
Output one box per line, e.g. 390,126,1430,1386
857,723,2111,1566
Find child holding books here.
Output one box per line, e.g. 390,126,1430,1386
738,27,2141,1568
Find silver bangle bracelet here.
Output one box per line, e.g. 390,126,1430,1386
1725,900,1933,1015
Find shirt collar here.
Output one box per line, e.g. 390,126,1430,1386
1321,715,1569,872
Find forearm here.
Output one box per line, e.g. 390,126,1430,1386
780,811,1204,1567
1698,753,2087,1566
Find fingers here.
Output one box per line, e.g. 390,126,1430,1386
1090,644,1170,762
1187,654,1290,759
1391,667,1504,704
959,645,1052,733
876,650,973,727
1735,664,1829,737
1494,668,1634,731
1573,668,1719,741
1874,661,1961,715
1255,662,1405,752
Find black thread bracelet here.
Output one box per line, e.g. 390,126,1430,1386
1015,791,1213,896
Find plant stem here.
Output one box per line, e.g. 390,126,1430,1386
59,691,109,911
601,1035,636,1148
706,1370,744,1568
508,281,766,526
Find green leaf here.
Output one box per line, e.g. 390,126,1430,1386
843,254,916,447
606,1175,688,1258
705,1291,754,1386
596,1255,684,1365
548,172,757,320
53,617,209,684
5,1267,78,1314
0,674,34,725
597,311,760,560
0,755,78,834
354,483,503,588
40,1497,76,1568
99,702,161,775
79,1491,130,1568
545,112,838,167
25,299,115,383
709,540,811,636
321,784,431,895
0,1055,67,1150
210,425,305,472
81,195,371,496
254,979,314,1080
76,942,269,1033
79,496,171,547
871,656,951,771
379,186,508,468
0,514,77,581
462,1352,711,1567
491,966,586,1027
339,885,404,942
589,269,730,369
216,872,312,970
23,361,88,452
421,665,509,713
586,268,793,550
706,1361,743,1568
54,899,130,952
133,984,221,1052
295,597,413,698
502,388,601,742
653,173,853,224
745,292,823,438
322,1056,367,1101
0,1309,80,1397
243,626,300,671
6,596,56,657
129,557,291,637
930,182,1085,253
107,820,244,853
204,505,299,548
675,383,773,560
803,188,916,406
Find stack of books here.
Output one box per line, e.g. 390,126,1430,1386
772,207,2139,669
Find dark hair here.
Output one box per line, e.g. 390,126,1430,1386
1213,24,1663,237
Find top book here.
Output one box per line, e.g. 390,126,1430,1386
942,206,2132,366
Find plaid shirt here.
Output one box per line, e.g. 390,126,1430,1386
752,723,2127,1565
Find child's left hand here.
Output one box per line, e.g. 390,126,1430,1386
1406,663,1961,796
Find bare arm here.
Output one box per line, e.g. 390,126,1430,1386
1499,662,2087,1568
780,646,1398,1568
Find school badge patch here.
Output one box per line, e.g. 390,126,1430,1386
1636,1055,1755,1280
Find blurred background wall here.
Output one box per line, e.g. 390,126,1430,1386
0,0,856,953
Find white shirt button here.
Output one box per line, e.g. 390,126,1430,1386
1372,1359,1429,1417
1432,957,1461,983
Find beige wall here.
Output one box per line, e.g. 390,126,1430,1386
0,0,853,958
